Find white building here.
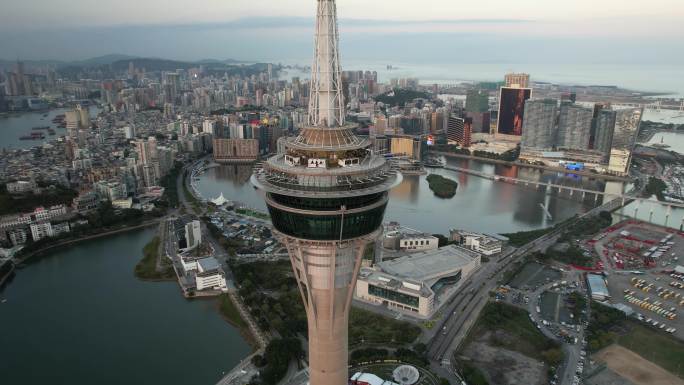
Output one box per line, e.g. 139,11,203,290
184,220,202,250
382,223,438,252
450,229,504,256
398,234,439,252
124,126,136,139
30,222,53,241
6,180,36,194
195,257,227,291
355,245,481,318
29,221,71,242
350,372,399,385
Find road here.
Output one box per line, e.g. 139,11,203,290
426,196,628,382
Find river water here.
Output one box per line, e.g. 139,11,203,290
0,228,251,385
196,158,665,235
0,106,99,150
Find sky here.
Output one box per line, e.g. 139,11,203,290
0,0,682,67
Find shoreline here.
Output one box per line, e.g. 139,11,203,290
15,220,160,264
432,151,631,182
638,128,683,145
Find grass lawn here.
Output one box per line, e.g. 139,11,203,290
462,302,562,365
134,237,175,280
219,294,248,329
349,307,421,346
618,321,684,378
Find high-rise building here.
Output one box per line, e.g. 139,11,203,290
594,109,617,159
213,138,259,163
608,108,642,175
521,99,558,150
447,115,472,147
465,90,489,113
557,103,593,150
390,135,425,160
497,87,531,136
504,73,530,88
251,2,401,384
590,102,611,149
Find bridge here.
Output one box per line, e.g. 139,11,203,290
644,100,684,113
444,165,684,211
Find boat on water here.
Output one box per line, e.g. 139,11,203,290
652,136,671,149
20,132,45,140
32,126,50,130
424,156,446,168
47,128,56,135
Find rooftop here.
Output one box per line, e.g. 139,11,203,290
197,257,221,273
378,244,480,282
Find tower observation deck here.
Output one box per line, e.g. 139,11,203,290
251,1,401,384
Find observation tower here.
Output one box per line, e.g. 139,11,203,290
251,1,402,384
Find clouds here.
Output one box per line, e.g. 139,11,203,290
0,1,681,65
1,0,682,30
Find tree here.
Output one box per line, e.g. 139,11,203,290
598,210,612,224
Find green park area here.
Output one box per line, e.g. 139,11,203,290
426,174,458,198
134,237,175,280
588,301,684,378
618,322,684,378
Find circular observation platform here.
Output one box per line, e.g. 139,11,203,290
288,125,369,151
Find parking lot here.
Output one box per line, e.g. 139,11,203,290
509,261,562,289
596,221,684,341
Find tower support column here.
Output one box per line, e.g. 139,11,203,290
279,229,381,385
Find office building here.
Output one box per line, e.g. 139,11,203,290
465,89,489,113
594,109,617,159
521,99,558,150
447,115,472,147
608,108,643,175
213,138,259,163
195,257,227,291
355,245,481,318
123,126,136,140
250,1,402,383
504,73,530,88
185,220,202,250
497,87,531,136
557,103,593,150
382,225,439,252
390,136,424,160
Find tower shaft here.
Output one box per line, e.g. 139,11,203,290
281,232,379,385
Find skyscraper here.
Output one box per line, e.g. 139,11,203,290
608,108,643,175
447,115,472,147
557,103,593,150
465,89,489,113
251,2,401,385
498,87,531,136
521,99,558,150
594,109,617,159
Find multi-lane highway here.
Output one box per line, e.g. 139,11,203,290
426,196,627,380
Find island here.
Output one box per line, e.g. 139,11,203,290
426,174,458,198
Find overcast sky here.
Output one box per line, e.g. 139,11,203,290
1,0,682,64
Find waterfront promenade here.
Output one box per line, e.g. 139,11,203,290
434,151,631,182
